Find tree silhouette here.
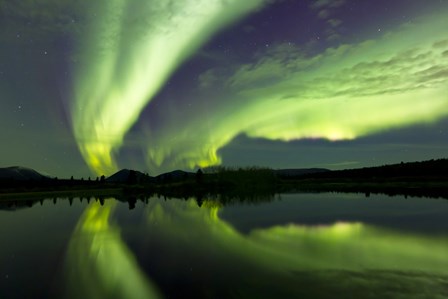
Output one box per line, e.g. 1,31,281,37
196,168,203,184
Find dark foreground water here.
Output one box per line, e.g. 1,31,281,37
1,193,448,299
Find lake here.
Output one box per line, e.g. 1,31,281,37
1,193,448,299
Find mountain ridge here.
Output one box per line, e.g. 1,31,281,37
0,166,51,181
1,158,447,182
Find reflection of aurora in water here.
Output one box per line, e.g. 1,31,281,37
67,198,448,298
65,200,161,299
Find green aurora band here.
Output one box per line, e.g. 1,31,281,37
71,3,448,174
71,0,267,175
144,12,448,173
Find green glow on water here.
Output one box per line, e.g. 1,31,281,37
145,199,448,274
66,201,161,299
66,198,448,298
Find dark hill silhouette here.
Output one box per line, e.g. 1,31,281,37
106,169,153,183
1,159,447,184
156,170,194,182
0,166,51,181
1,159,448,200
302,159,448,179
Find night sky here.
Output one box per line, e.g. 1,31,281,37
1,0,447,177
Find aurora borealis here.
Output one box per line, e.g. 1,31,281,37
71,0,268,175
1,0,447,177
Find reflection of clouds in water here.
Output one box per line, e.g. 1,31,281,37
251,223,448,272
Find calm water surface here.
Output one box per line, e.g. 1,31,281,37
1,193,448,299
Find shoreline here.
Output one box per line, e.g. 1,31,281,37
1,179,448,202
